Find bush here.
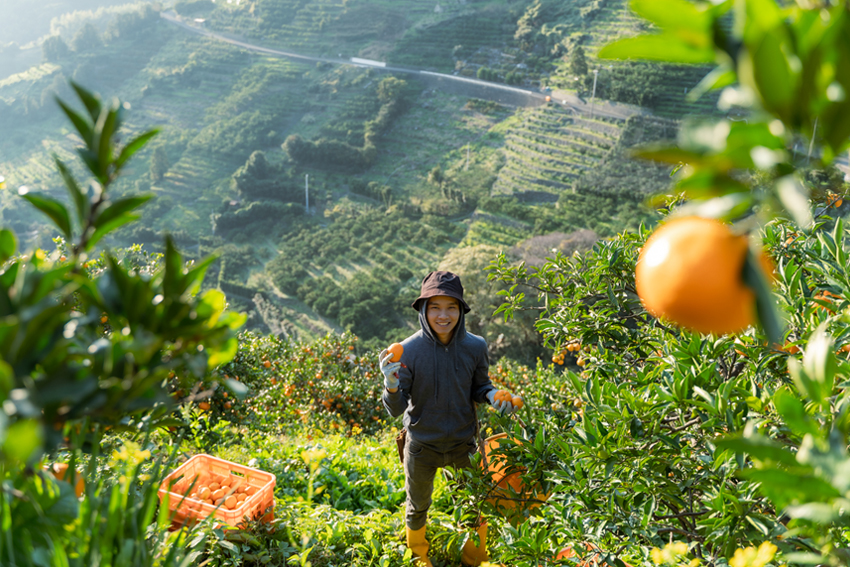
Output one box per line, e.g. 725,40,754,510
0,81,243,565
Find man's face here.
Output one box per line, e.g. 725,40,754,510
426,295,460,344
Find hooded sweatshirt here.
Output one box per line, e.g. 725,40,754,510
382,301,495,452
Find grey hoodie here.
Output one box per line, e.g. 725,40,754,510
382,301,495,452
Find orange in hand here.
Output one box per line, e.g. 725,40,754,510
511,396,523,409
387,343,404,362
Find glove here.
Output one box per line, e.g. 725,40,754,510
487,389,522,414
379,349,401,391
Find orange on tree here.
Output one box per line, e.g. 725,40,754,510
635,216,773,335
387,342,404,362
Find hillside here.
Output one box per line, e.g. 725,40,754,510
0,0,722,360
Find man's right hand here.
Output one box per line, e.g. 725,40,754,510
379,350,401,392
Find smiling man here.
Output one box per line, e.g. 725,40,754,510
378,270,522,566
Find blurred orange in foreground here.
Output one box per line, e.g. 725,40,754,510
636,216,773,336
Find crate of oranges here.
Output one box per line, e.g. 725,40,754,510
157,454,276,528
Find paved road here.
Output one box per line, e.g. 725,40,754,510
160,12,640,121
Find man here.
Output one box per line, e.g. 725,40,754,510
380,270,521,566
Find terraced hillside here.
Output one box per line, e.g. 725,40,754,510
581,0,641,54
492,104,624,199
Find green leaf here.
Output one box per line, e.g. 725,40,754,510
69,80,101,121
630,0,710,32
741,468,840,502
782,553,824,565
786,502,836,523
742,248,783,348
598,34,714,64
715,435,797,466
3,419,42,464
20,192,73,239
95,104,120,173
94,195,153,228
223,377,248,400
0,229,16,263
162,236,183,298
115,129,159,169
53,157,87,226
774,388,821,438
687,66,737,102
803,325,837,402
744,32,797,115
787,357,821,407
85,214,140,252
0,361,12,396
55,99,93,145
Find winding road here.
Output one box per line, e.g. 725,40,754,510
160,11,641,121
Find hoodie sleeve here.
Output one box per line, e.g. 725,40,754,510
470,337,495,404
382,358,411,418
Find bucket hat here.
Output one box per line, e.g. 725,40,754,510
411,270,471,313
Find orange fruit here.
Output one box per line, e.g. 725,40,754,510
212,489,224,500
511,396,523,409
47,463,86,497
778,342,800,354
263,360,271,368
225,495,237,509
198,401,210,411
387,343,404,362
635,216,773,335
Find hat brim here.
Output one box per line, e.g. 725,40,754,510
412,292,471,313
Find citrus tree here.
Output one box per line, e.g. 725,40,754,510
0,81,244,565
480,0,850,565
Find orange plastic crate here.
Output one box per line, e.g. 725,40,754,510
158,454,276,528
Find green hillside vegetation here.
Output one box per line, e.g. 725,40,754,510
0,0,734,363
5,0,850,566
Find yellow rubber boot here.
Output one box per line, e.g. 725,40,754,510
406,525,433,567
460,522,489,566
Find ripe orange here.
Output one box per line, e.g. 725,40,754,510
511,396,523,409
635,216,773,335
387,343,404,362
47,463,85,497
263,360,271,368
198,401,211,411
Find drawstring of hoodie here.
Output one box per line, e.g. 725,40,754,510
419,301,440,401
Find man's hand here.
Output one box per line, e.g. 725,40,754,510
487,389,522,414
379,349,401,392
